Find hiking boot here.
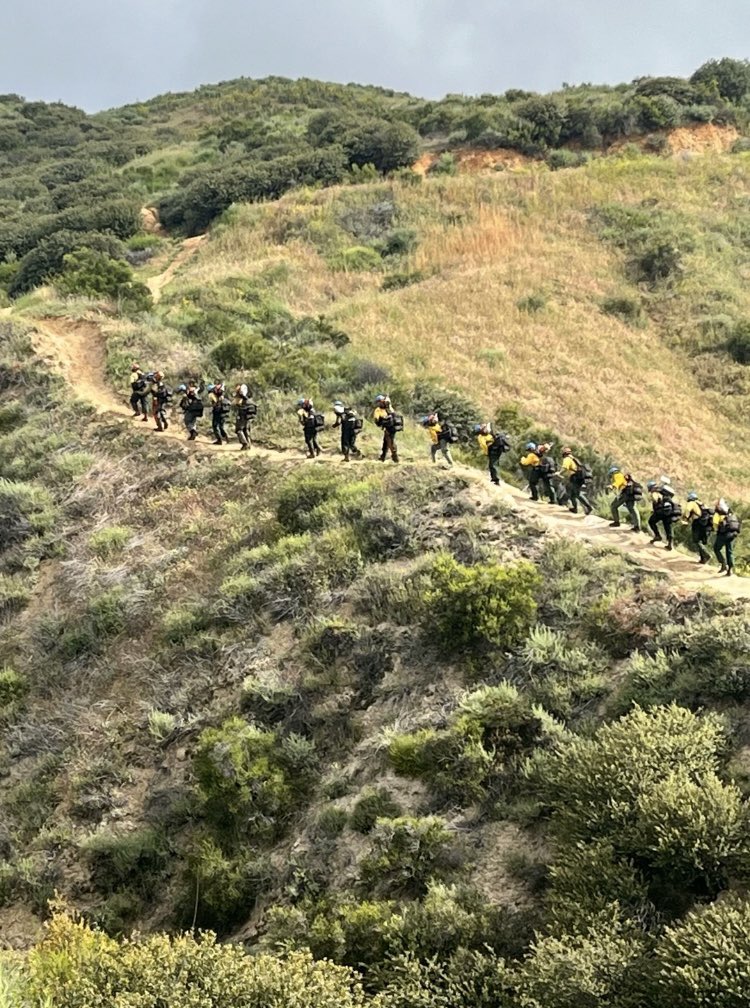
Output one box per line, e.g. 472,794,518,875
719,564,727,574
141,415,149,422
240,443,249,451
726,567,734,577
609,521,621,527
153,427,163,432
699,556,709,565
630,527,641,533
665,543,673,551
222,436,230,443
584,505,593,516
188,431,197,441
212,439,222,445
649,537,661,544
569,507,578,514
131,411,140,418
164,420,169,429
491,479,500,486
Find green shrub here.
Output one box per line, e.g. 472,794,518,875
182,835,272,932
193,717,318,842
422,554,539,654
545,149,590,170
350,789,402,833
316,805,349,837
601,295,645,326
655,895,750,1007
0,574,31,618
56,248,133,298
328,246,383,272
88,525,131,558
516,293,547,312
691,57,750,101
428,152,458,176
360,816,462,897
381,271,424,291
726,319,750,364
378,227,417,257
79,827,167,895
0,666,27,707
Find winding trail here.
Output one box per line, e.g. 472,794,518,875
17,243,750,602
146,235,207,303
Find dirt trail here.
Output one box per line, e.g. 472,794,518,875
16,247,750,603
146,235,207,303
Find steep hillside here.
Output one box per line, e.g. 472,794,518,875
5,63,750,1008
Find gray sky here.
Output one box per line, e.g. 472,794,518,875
4,0,750,111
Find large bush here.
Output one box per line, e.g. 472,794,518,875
422,554,540,653
691,58,750,102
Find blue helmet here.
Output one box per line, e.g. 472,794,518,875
525,441,537,451
297,398,305,406
646,480,658,491
206,383,215,392
608,466,620,476
333,400,344,407
687,490,699,502
374,394,386,404
473,424,483,434
145,372,155,381
177,384,187,392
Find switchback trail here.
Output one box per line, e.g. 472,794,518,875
22,312,750,602
146,235,207,303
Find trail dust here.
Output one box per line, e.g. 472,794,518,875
146,234,207,303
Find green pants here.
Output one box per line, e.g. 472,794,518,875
714,532,735,570
611,492,641,531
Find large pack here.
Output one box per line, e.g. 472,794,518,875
491,433,511,454
246,401,258,419
314,412,326,430
571,458,593,484
695,504,713,528
626,479,643,501
538,455,556,476
389,413,404,433
442,423,460,444
723,514,742,538
353,416,364,432
662,499,682,521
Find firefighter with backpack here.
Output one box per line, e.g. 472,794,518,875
129,364,150,421
150,371,172,432
179,384,204,441
422,413,455,467
333,400,363,461
208,382,231,444
520,442,542,500
647,480,681,550
373,394,401,463
535,443,558,504
682,491,713,564
609,466,642,531
560,448,593,515
298,398,323,458
234,384,256,450
475,424,510,485
713,499,741,576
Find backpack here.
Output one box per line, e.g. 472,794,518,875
490,433,511,454
695,504,713,528
538,455,556,476
571,458,593,484
389,413,404,433
246,401,258,419
442,423,460,444
662,498,682,521
314,412,326,430
219,398,232,416
626,479,643,501
353,416,364,432
722,514,742,539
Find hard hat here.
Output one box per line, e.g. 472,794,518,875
177,384,187,392
297,398,305,406
473,424,483,434
608,466,620,476
717,498,729,514
145,372,155,381
130,363,140,371
374,394,386,403
206,384,215,392
646,480,658,491
687,491,699,502
333,400,344,407
526,441,537,451
561,446,572,456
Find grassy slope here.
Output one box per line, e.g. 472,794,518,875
173,152,750,497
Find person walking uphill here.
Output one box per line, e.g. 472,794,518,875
423,413,454,468
520,442,542,500
647,481,681,550
129,364,150,421
713,499,741,575
609,466,642,531
179,384,204,441
682,491,713,564
373,395,401,463
298,398,322,458
476,424,510,485
208,383,231,445
560,447,593,515
234,384,256,450
150,372,172,432
333,401,362,461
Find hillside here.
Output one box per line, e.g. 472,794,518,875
5,62,750,1008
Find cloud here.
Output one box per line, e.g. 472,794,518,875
1,0,750,110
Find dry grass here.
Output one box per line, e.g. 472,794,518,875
154,154,750,497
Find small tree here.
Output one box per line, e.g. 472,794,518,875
57,249,132,298
691,57,750,102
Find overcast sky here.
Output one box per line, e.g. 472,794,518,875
4,0,750,111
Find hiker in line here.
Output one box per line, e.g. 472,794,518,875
208,382,231,445
609,466,642,531
475,424,510,486
179,384,203,441
713,499,741,576
423,413,454,467
647,480,681,550
298,398,322,458
373,394,400,463
150,371,171,432
560,447,593,515
233,384,255,450
520,442,542,500
536,443,558,504
129,364,150,421
682,491,713,565
333,401,362,461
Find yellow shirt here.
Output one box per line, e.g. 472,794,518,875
610,472,627,493
477,433,494,456
683,501,703,523
521,451,541,468
426,422,442,445
713,511,727,531
373,406,389,425
561,456,578,475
